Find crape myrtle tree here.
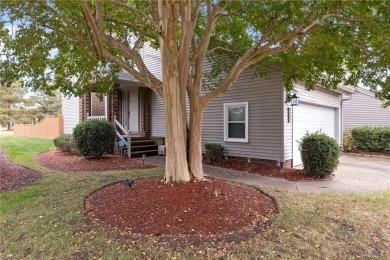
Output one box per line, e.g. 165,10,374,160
1,1,389,182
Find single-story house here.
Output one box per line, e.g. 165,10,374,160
342,87,390,129
62,45,354,167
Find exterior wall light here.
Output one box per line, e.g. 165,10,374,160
291,94,299,106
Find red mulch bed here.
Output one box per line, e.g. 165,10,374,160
36,150,157,172
85,178,277,246
204,159,332,181
0,150,41,192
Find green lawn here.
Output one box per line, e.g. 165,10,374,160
1,134,389,259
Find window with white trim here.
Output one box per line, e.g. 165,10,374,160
224,102,248,142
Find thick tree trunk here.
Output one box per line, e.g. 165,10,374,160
188,97,206,180
162,76,191,183
158,1,191,183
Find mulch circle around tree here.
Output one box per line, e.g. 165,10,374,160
0,150,41,192
36,150,157,172
204,159,334,181
85,178,278,247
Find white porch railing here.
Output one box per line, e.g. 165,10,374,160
86,114,107,121
113,115,131,158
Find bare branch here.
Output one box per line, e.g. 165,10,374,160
81,1,104,58
95,0,102,30
192,0,202,22
191,0,234,94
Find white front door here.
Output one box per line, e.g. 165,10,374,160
122,88,139,132
292,103,337,166
128,89,139,132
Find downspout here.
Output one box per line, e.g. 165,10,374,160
104,95,108,120
340,92,354,150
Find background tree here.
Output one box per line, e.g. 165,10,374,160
1,1,388,182
0,83,28,130
0,83,61,129
29,89,62,121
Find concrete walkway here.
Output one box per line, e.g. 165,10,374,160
143,154,390,193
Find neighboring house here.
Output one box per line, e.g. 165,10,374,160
342,87,390,129
62,44,353,167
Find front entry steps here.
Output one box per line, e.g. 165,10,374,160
130,140,159,157
115,139,159,158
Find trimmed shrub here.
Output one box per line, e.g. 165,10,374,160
73,120,115,159
351,126,390,152
299,131,341,178
53,135,79,154
205,143,224,163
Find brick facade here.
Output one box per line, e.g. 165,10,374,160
139,88,151,138
79,92,91,122
90,93,105,116
108,84,121,123
79,85,151,138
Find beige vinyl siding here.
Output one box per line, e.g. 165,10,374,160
284,83,342,160
202,69,284,161
343,90,390,129
62,95,80,134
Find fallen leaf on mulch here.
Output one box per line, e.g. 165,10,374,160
204,158,329,181
36,150,157,172
85,178,277,246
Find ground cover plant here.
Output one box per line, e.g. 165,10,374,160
0,134,389,259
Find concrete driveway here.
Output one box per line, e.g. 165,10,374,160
206,154,390,193
143,154,390,193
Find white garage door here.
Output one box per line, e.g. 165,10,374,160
293,103,337,166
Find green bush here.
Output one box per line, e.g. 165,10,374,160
53,135,79,154
205,143,224,163
299,131,341,178
73,120,115,159
351,126,390,152
53,134,72,148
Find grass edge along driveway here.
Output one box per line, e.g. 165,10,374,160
0,134,389,259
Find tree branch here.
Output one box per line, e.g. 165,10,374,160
103,15,158,41
202,12,362,104
38,2,91,48
81,1,104,58
101,34,163,94
191,0,234,94
108,0,160,32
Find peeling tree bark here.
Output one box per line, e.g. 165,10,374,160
188,95,206,180
158,0,191,182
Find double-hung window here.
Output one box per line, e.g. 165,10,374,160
224,102,248,143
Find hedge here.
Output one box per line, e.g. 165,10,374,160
350,126,390,152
